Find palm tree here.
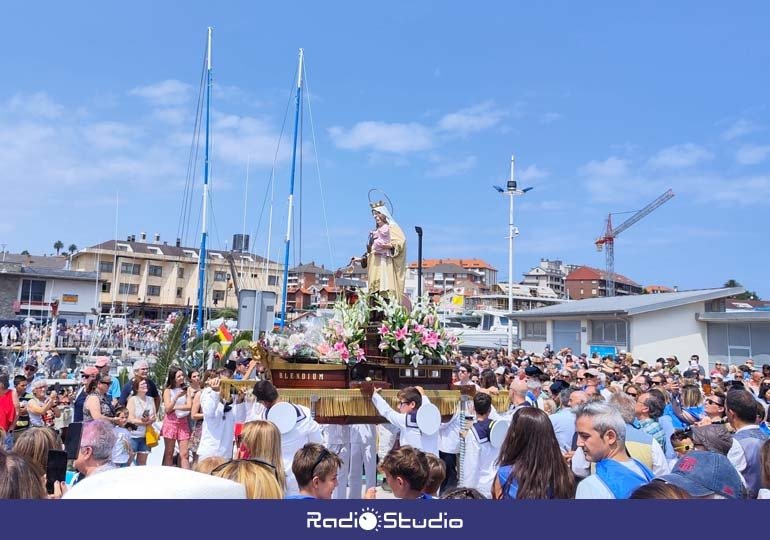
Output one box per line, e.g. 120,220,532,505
53,240,64,255
68,244,77,255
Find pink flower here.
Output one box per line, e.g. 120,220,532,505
340,348,350,361
394,326,408,342
355,347,366,361
423,331,439,349
413,323,425,334
379,342,389,351
333,341,347,354
318,342,331,356
378,324,390,336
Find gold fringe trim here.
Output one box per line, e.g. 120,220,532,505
220,379,511,419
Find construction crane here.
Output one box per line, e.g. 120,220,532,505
595,189,675,297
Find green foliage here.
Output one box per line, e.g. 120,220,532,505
151,314,195,386
214,308,238,320
724,279,761,300
118,367,129,388
53,240,64,255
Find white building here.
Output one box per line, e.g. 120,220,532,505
521,258,569,298
515,287,767,369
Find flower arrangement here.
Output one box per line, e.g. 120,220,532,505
262,331,319,359
376,296,460,367
317,295,369,365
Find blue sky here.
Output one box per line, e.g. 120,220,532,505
2,2,769,297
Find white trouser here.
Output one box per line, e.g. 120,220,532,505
348,440,377,498
328,443,350,499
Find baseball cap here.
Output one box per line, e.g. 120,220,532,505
549,380,570,395
237,357,250,365
585,368,601,378
81,366,99,377
658,451,744,499
94,357,110,368
524,366,543,377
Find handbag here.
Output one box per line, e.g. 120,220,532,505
145,424,159,448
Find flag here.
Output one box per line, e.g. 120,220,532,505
217,323,233,343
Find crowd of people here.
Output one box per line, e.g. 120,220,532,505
1,320,171,358
1,345,769,500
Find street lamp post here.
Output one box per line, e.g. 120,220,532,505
494,155,533,357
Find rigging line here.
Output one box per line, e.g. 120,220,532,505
178,44,208,244
303,61,336,269
185,92,205,247
297,84,304,267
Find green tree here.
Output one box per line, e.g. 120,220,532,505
724,280,761,301
214,307,238,320
20,250,30,255
68,244,77,255
53,240,64,255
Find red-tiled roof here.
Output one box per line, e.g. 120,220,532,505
565,266,640,287
408,258,496,270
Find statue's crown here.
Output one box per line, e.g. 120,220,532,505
370,200,386,211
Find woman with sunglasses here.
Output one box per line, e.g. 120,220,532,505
83,374,116,424
237,420,287,491
26,380,61,429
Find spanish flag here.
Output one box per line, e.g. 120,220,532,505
216,323,233,343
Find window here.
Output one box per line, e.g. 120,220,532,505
118,283,139,295
120,262,140,275
580,289,584,295
591,320,628,345
99,261,114,273
146,285,161,297
176,287,183,299
523,321,547,341
148,265,163,277
177,267,184,279
212,290,225,303
214,271,228,282
591,289,597,295
20,279,46,303
268,275,278,286
101,282,111,293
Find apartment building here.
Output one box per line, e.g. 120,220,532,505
71,235,283,320
565,266,643,299
521,258,569,299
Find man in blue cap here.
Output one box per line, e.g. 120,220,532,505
657,451,745,499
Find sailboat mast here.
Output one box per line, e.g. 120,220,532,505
197,26,213,335
280,48,304,330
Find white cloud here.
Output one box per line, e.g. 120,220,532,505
736,144,770,165
426,155,477,177
721,118,760,141
648,143,712,169
328,121,433,153
437,101,507,135
519,164,549,182
5,92,64,119
539,112,563,124
129,80,193,106
81,121,140,150
578,156,630,178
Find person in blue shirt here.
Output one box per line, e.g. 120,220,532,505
285,443,342,500
374,445,432,500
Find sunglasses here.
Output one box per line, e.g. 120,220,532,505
626,391,639,397
211,458,280,483
705,398,723,406
311,448,331,479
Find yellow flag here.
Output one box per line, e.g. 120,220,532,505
451,295,464,306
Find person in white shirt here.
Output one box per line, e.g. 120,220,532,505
197,373,246,461
252,380,323,496
460,393,498,498
371,385,438,457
